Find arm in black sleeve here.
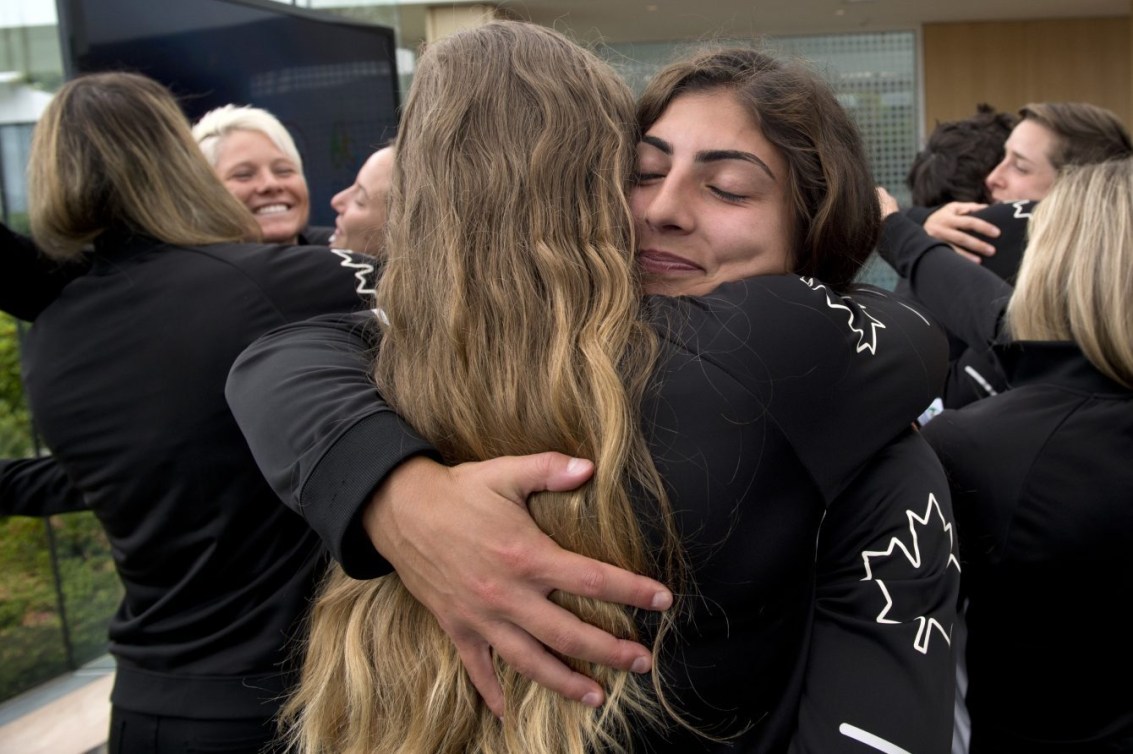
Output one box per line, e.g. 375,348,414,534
669,276,949,503
0,456,87,516
0,223,89,322
973,200,1033,283
225,310,438,578
901,205,935,225
878,211,1014,350
793,430,959,753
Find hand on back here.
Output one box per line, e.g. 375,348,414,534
361,452,673,715
923,201,1000,262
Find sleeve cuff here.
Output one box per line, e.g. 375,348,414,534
300,409,440,579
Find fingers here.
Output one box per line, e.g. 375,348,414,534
542,547,672,612
482,620,610,709
948,229,996,257
520,600,655,674
472,452,595,499
924,203,998,257
467,454,672,610
456,641,506,717
948,201,989,216
376,452,672,711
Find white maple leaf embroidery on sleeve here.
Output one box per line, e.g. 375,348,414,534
860,493,961,654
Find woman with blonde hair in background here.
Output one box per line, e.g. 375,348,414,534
193,103,329,245
10,70,374,753
233,21,957,753
884,158,1133,751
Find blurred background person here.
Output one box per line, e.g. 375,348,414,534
884,157,1133,753
917,101,1131,262
16,70,374,754
895,104,1023,413
193,103,331,246
329,142,394,256
2,110,393,323
906,103,1016,208
884,101,1132,410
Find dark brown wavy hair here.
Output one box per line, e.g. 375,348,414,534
637,48,880,290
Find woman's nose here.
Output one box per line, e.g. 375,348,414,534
985,160,1007,192
641,175,694,233
255,171,281,193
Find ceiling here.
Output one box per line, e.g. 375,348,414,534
391,0,1130,45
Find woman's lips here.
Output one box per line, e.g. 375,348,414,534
637,249,701,274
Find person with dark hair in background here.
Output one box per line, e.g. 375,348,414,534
917,101,1132,264
886,101,1132,410
6,70,376,754
230,25,957,754
881,157,1133,753
906,103,1016,208
897,103,1022,414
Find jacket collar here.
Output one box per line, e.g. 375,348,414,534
90,227,163,268
995,340,1131,397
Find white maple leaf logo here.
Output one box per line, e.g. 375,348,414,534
860,493,961,654
329,248,377,296
799,276,885,355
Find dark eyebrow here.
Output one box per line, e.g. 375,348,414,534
697,149,775,180
641,134,673,155
640,134,776,180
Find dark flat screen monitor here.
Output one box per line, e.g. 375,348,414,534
55,0,399,227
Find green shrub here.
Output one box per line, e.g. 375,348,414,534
0,312,33,457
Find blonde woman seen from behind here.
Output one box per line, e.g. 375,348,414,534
19,71,376,754
285,23,677,754
881,158,1133,750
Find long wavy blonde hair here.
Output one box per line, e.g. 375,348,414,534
282,21,685,754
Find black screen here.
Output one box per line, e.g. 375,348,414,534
55,0,399,227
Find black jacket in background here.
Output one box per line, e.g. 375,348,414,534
18,228,375,721
924,342,1133,752
882,210,1020,408
877,217,1133,750
0,224,334,323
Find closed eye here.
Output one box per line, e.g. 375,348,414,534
710,186,747,202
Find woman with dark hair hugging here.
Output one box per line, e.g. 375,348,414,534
229,21,959,754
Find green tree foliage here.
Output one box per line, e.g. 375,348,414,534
0,514,121,700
